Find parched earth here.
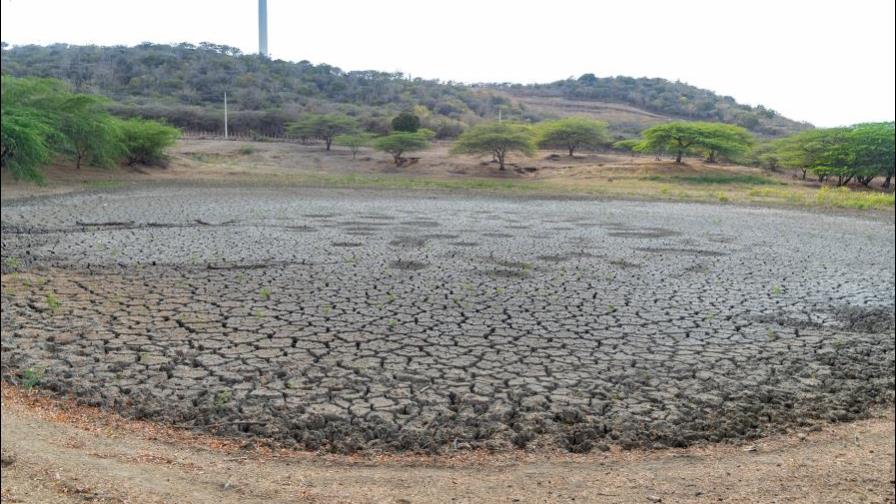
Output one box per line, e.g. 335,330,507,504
1,186,894,454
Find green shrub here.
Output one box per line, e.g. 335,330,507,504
118,118,180,166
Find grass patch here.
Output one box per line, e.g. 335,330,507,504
814,186,895,210
645,173,782,186
83,180,123,189
749,186,895,210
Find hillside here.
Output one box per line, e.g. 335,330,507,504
1,42,811,138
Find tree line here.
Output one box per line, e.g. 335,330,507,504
1,76,179,181
3,75,892,190
761,123,895,188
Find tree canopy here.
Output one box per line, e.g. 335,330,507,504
451,122,536,170
535,117,609,156
373,130,433,165
286,114,358,150
334,132,374,159
635,121,754,163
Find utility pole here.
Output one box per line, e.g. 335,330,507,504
224,92,229,139
498,108,502,122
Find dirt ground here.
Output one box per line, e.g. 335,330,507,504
0,139,863,203
1,386,893,504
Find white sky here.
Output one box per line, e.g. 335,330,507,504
2,0,894,127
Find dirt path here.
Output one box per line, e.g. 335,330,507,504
2,387,893,504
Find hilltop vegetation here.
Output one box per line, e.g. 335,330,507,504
1,42,808,138
501,74,809,136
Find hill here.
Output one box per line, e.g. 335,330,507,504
0,42,811,138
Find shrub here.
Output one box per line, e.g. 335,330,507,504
118,118,180,166
391,112,421,133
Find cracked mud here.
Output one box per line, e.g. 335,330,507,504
2,186,894,454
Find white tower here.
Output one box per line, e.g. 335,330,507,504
258,0,269,57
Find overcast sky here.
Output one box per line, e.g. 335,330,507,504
2,0,894,127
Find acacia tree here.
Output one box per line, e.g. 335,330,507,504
698,123,753,163
774,129,827,179
636,121,753,163
536,117,609,156
334,132,373,159
1,77,62,180
286,113,358,150
850,122,895,187
451,122,536,170
775,128,854,183
373,130,432,165
56,94,125,169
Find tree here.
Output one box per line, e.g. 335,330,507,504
612,138,642,157
747,141,781,171
334,132,373,159
636,121,753,163
536,117,609,156
286,114,357,150
697,123,753,163
637,122,702,163
850,122,895,187
451,122,536,170
391,112,420,133
117,118,181,166
774,129,828,180
373,130,432,165
56,94,125,169
775,128,854,184
1,77,63,181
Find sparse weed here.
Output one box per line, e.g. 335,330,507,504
22,367,44,390
45,292,61,312
3,256,22,271
214,389,232,409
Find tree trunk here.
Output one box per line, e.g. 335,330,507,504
76,153,83,170
707,151,717,163
496,150,506,170
675,150,683,163
568,146,575,157
884,175,892,189
392,151,403,166
800,168,807,180
325,137,332,151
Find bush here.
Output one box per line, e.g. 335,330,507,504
118,118,180,166
391,112,421,133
